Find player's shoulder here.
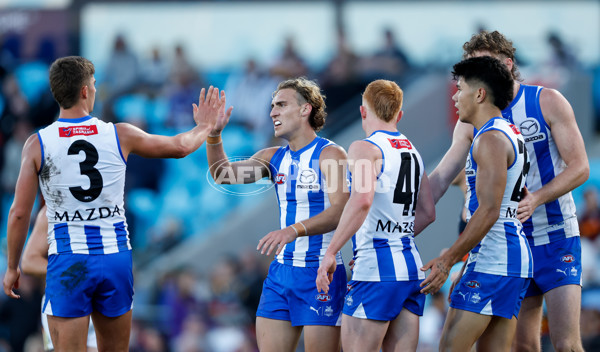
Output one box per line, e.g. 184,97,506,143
320,143,347,161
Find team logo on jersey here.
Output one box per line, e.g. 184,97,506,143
561,254,575,263
59,125,98,137
275,173,286,184
297,169,320,190
466,280,480,289
519,118,546,143
315,293,332,302
388,138,412,150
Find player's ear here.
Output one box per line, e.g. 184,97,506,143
360,105,367,120
81,85,88,99
396,110,403,123
476,87,486,104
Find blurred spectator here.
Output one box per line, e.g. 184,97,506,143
579,187,600,242
269,36,309,79
1,119,32,194
0,275,43,352
172,313,209,352
360,27,411,82
546,31,579,70
418,291,447,352
224,58,277,146
164,44,202,130
581,289,600,350
169,44,201,86
320,28,363,112
142,46,169,96
100,34,140,121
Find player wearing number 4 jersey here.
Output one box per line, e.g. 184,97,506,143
421,56,532,351
316,79,436,352
3,56,224,352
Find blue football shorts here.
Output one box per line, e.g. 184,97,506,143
44,251,134,318
525,236,582,297
256,260,346,326
343,280,425,321
450,271,529,319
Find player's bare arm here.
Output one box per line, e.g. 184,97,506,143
429,120,474,203
21,206,50,278
316,140,378,293
414,171,436,236
3,134,42,299
420,130,512,294
116,86,223,160
257,145,349,255
517,88,589,222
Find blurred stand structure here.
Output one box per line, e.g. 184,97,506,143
1,1,600,351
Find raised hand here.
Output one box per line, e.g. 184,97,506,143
192,86,223,130
211,90,233,136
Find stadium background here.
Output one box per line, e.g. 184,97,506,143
1,0,599,351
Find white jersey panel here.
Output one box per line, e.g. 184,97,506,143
502,84,579,246
37,116,130,255
352,130,425,282
270,137,343,268
464,118,533,278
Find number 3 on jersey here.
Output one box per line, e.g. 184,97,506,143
68,140,104,202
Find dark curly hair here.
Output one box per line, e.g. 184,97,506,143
462,30,522,81
452,56,514,110
275,77,327,132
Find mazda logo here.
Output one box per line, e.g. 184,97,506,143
519,119,539,136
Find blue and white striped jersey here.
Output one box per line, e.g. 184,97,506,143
37,116,131,255
268,136,343,267
351,130,425,282
502,84,579,247
464,118,533,278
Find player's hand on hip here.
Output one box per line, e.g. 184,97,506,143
211,90,233,136
3,268,21,299
517,187,536,223
257,227,296,256
316,254,336,294
419,257,450,295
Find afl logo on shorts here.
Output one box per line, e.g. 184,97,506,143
466,280,480,289
315,293,332,302
275,173,286,184
561,254,575,263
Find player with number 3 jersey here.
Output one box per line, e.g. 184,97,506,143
3,56,224,352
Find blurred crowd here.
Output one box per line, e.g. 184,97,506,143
1,22,600,351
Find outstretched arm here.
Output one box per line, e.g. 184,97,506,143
517,88,589,222
206,95,276,184
420,131,510,294
116,86,224,160
257,145,349,255
316,140,379,293
429,120,473,203
22,206,49,278
3,134,41,299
